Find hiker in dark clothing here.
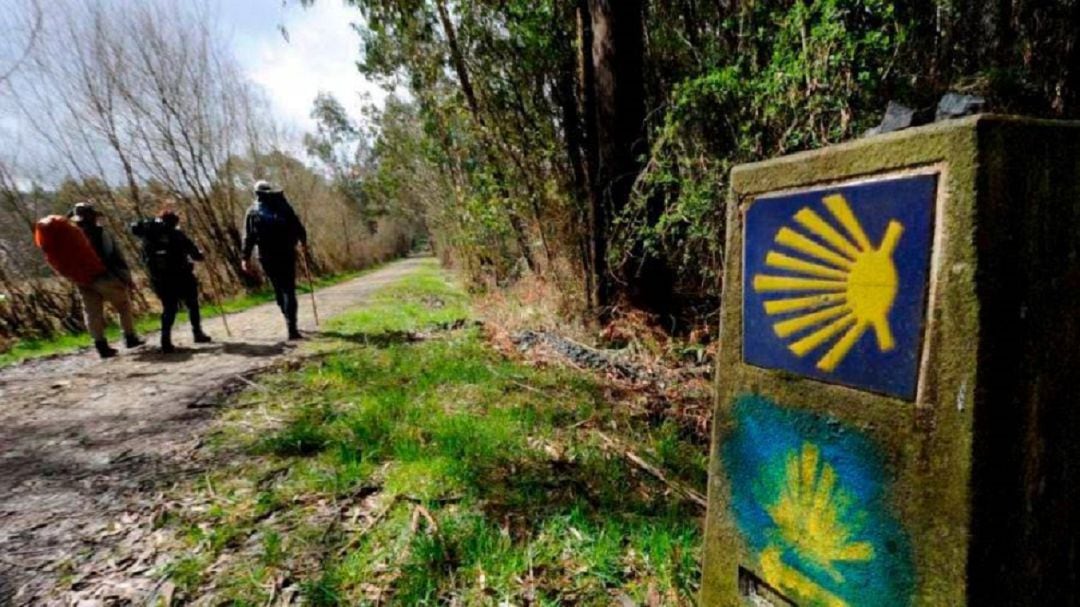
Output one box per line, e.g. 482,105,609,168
69,202,145,358
131,210,212,353
241,181,308,340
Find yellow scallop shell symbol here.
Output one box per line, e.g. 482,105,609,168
760,443,876,606
752,194,903,372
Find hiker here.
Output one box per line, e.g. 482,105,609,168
68,202,145,358
241,181,308,340
131,209,212,353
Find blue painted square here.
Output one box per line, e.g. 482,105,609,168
742,174,937,399
723,394,914,606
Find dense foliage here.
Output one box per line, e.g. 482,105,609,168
335,0,1080,329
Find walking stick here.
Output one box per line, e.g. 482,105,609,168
203,265,233,337
300,246,320,326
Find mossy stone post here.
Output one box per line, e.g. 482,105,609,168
702,115,1080,606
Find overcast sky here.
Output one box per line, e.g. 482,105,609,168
0,0,386,187
220,0,384,132
0,0,381,136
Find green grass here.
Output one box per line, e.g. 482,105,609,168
160,260,703,605
0,268,369,368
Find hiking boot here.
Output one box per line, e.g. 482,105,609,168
287,328,304,341
95,340,118,359
193,331,213,344
161,333,175,354
124,334,145,348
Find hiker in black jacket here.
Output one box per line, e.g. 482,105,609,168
241,181,308,340
131,210,212,353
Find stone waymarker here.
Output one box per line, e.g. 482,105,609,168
702,116,1080,606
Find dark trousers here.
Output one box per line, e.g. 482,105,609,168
155,274,203,342
261,256,298,331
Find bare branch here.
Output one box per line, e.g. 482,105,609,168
0,0,43,84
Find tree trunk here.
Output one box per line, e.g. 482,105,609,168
436,0,482,122
587,0,670,315
578,0,603,311
558,13,594,312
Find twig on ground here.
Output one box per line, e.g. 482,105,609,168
485,364,550,396
264,574,280,607
401,494,463,504
567,416,596,430
235,375,269,392
337,494,401,557
413,504,438,533
593,430,707,509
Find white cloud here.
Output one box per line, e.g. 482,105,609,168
229,1,385,133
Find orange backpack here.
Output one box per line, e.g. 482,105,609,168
34,215,106,287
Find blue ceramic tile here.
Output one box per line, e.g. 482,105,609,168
742,174,937,399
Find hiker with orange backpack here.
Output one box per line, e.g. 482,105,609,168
65,203,144,358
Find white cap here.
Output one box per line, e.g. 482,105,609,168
253,180,281,194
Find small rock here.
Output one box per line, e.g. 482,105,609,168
864,101,933,137
936,92,987,121
878,101,917,133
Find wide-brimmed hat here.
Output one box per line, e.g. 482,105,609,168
253,180,282,195
70,202,98,223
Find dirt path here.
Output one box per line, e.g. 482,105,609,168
0,257,430,605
